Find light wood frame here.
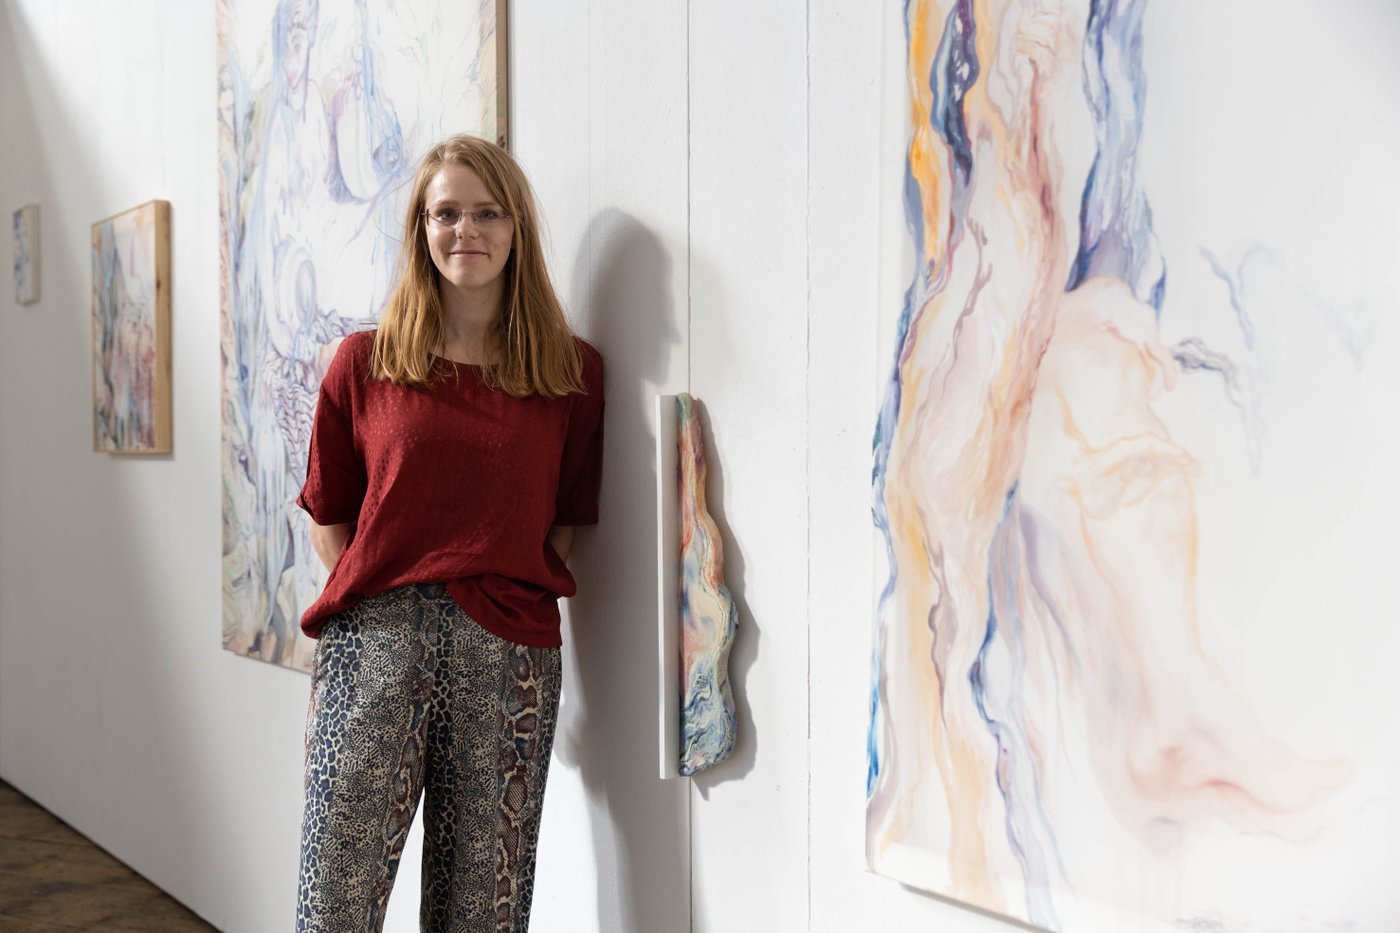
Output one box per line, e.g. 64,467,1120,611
495,0,511,148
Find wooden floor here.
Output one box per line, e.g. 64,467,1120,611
0,781,215,931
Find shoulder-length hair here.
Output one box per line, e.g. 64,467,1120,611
372,134,583,398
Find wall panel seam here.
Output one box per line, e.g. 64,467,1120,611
684,0,693,396
803,0,813,930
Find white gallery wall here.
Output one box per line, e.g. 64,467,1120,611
1,1,1016,932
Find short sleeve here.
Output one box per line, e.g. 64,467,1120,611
552,341,605,526
297,336,368,525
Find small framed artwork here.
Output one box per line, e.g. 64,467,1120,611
91,200,171,454
13,204,39,304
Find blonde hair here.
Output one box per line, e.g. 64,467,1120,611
372,135,584,398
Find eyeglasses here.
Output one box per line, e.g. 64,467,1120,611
421,207,512,231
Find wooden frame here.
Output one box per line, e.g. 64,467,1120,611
495,0,511,148
91,199,171,454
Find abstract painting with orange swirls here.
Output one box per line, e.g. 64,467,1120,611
867,2,1400,930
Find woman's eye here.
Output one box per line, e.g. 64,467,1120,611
477,209,500,221
435,209,461,224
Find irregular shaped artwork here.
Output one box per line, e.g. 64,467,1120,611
91,200,171,454
677,393,737,776
217,0,504,669
13,204,39,305
868,2,1399,931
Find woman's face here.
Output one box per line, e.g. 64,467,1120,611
422,163,514,296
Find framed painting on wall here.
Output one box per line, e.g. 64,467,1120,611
13,203,39,305
867,2,1399,931
91,199,172,455
217,0,510,670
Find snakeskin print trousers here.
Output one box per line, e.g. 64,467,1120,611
296,583,561,932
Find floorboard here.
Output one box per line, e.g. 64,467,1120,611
0,782,215,932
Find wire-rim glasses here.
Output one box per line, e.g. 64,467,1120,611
421,207,513,231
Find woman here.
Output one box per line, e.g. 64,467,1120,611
293,134,604,932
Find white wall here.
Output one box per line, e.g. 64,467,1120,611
513,2,692,931
0,4,310,931
0,2,1027,932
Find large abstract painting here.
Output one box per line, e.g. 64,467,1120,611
868,2,1399,931
218,0,506,668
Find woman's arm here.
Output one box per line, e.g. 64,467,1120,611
309,521,352,573
547,525,575,564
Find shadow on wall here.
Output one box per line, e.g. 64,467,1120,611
681,251,758,797
901,883,1049,933
557,210,687,933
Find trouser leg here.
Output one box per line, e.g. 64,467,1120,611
419,599,562,933
296,589,442,933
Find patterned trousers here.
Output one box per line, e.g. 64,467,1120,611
296,583,561,933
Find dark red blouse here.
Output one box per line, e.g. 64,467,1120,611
296,330,605,647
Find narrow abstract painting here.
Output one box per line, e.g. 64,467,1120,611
218,0,506,669
677,393,738,776
868,3,1399,931
13,204,39,305
91,200,171,454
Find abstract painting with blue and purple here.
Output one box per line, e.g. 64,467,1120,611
217,0,504,669
867,2,1400,930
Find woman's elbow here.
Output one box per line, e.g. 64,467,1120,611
310,521,351,571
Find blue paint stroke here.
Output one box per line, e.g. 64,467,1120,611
931,0,980,242
1171,336,1263,470
679,597,739,778
324,0,407,204
968,486,1066,929
1067,0,1167,312
871,0,982,799
1199,246,1260,349
1203,243,1377,369
867,645,883,791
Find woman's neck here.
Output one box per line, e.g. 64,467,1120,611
438,280,505,364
